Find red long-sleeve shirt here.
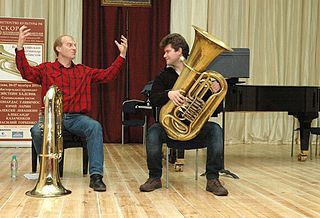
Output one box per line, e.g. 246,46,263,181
15,49,125,113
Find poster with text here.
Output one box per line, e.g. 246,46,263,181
0,17,44,147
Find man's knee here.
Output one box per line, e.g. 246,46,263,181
90,120,102,132
206,122,223,137
84,119,102,137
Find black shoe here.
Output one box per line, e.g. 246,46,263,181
139,178,162,192
90,174,106,192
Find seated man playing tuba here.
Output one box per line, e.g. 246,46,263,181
139,32,229,196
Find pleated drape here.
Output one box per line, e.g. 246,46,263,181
82,0,171,142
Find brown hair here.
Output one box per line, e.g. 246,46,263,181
159,33,189,59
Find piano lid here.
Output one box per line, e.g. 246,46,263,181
207,48,250,79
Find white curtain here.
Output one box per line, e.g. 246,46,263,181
171,0,320,144
0,0,82,63
170,0,208,46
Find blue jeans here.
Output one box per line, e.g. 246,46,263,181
146,122,224,180
31,114,104,176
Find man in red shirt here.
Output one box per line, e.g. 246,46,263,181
16,25,128,192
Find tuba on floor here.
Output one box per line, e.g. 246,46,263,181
160,26,233,141
26,85,71,197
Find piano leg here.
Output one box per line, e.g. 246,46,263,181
296,113,318,161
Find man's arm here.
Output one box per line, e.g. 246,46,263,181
150,71,177,107
89,35,128,82
15,25,42,84
17,25,31,51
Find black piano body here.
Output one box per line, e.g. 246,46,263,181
216,84,320,151
209,48,320,152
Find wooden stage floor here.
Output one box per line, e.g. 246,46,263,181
0,143,319,217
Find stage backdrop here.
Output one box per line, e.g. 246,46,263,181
82,0,171,143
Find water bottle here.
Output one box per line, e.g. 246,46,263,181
11,155,18,179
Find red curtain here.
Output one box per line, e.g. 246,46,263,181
82,0,171,142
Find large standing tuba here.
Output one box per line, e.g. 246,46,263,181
160,26,233,141
26,85,71,197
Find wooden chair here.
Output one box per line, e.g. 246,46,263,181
31,130,89,177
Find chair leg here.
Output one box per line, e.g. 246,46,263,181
121,111,124,144
31,141,37,173
291,118,295,157
143,115,147,145
309,134,313,160
83,146,88,176
166,145,169,189
195,149,199,180
121,125,125,144
316,135,319,157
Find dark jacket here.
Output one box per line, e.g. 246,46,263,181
150,67,178,108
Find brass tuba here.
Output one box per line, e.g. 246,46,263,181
160,26,233,141
26,85,71,197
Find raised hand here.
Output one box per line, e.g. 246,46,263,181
114,35,128,58
17,25,31,51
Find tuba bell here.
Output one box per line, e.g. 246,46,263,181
26,85,71,197
160,25,233,141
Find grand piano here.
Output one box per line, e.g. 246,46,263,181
209,48,320,160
